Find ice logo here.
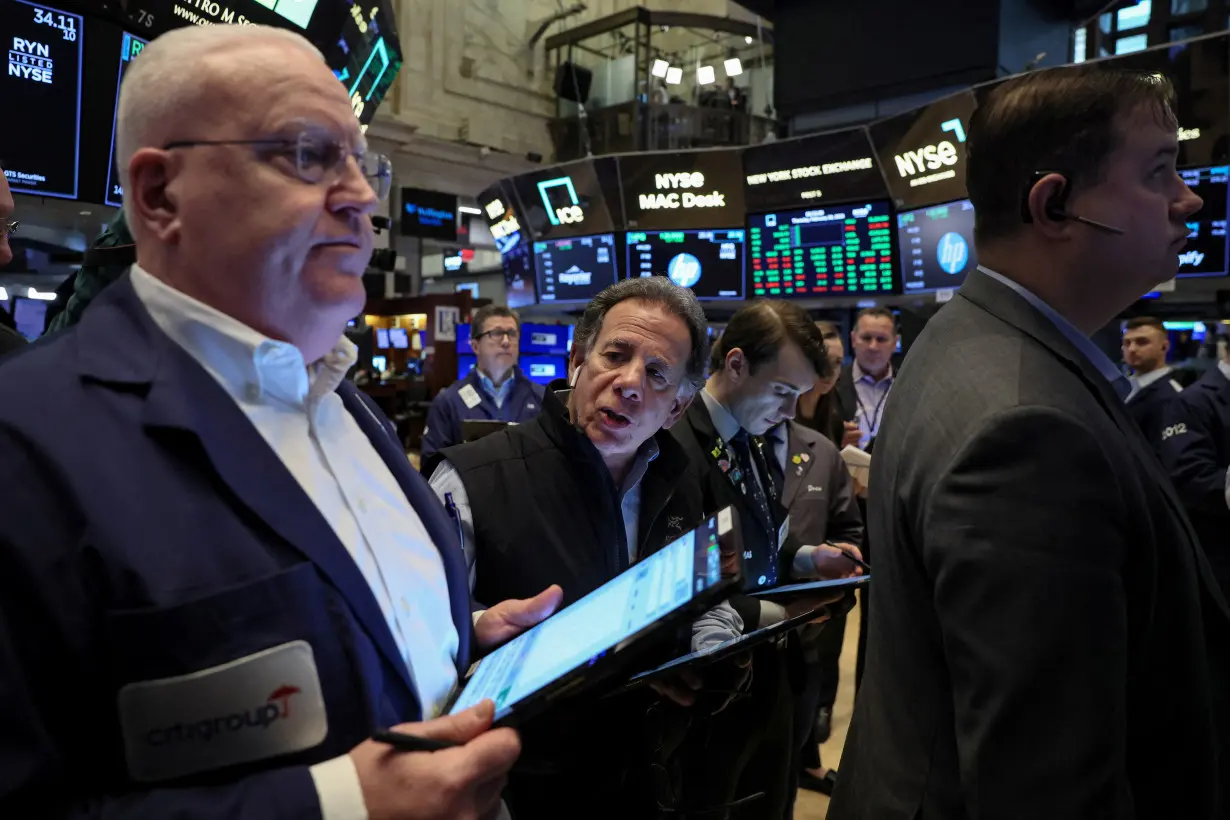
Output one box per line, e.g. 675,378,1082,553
936,232,969,275
668,253,702,288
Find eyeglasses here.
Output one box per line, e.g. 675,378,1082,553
477,329,520,343
2,220,16,237
163,131,392,199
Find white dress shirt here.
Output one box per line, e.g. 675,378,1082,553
1127,365,1179,402
130,265,459,820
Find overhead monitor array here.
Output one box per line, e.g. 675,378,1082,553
0,1,401,206
475,33,1230,306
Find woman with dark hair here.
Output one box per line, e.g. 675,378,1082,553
794,321,851,448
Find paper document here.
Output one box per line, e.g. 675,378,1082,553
841,445,871,485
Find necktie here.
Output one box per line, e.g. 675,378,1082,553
761,429,785,503
730,430,775,533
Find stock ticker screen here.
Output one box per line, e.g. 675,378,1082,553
1177,165,1228,278
747,202,898,297
742,128,887,212
626,230,746,300
896,199,978,294
2,0,84,199
503,241,537,308
104,31,148,207
533,233,619,304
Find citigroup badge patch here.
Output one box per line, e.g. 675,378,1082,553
668,253,703,288
118,640,327,782
936,232,969,275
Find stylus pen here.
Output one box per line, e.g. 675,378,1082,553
372,729,459,753
824,542,872,573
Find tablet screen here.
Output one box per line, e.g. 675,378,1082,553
449,511,734,720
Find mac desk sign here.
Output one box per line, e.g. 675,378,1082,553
638,172,728,210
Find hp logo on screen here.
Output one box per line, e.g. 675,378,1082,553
936,232,969,275
668,253,702,288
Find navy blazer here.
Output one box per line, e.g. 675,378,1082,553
1125,370,1182,446
420,367,544,465
0,276,474,819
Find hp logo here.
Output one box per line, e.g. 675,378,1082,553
668,253,702,288
936,232,969,275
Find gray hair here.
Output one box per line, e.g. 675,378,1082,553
574,277,709,391
116,25,324,226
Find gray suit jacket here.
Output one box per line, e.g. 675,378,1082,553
829,269,1230,820
779,420,863,553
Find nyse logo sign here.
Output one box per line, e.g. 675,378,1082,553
537,177,585,226
894,118,965,188
638,172,727,210
8,38,53,84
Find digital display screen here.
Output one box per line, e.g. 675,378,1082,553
1109,36,1229,168
450,514,725,720
374,327,390,348
123,1,401,127
621,150,747,230
896,199,978,294
626,229,746,300
388,327,409,349
399,187,458,241
480,181,528,256
511,159,620,242
747,202,898,297
520,324,569,355
533,233,619,304
868,90,977,210
2,0,84,199
519,355,567,385
104,31,148,207
1177,165,1228,278
503,243,537,308
123,0,319,36
743,128,887,211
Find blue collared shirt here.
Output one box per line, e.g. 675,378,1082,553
978,266,1131,400
477,369,516,409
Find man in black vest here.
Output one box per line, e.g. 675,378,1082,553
671,301,864,818
429,277,743,818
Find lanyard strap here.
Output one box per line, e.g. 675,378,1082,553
855,383,891,439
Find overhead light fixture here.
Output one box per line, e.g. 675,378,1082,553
745,35,753,44
665,66,683,85
458,206,482,215
724,58,743,77
697,65,716,85
651,58,669,78
27,288,56,301
0,287,7,300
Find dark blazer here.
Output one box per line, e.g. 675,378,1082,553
0,322,25,357
1158,365,1230,595
671,399,802,630
834,363,858,424
0,277,475,818
829,269,1230,820
1125,369,1183,446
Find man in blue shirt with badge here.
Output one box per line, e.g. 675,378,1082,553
420,304,545,466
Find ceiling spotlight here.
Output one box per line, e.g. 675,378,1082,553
27,288,56,301
665,66,683,85
651,58,669,78
0,287,7,301
458,206,482,215
745,35,753,44
697,65,716,85
724,58,743,77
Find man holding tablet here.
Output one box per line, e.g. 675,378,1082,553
430,277,742,818
670,301,864,817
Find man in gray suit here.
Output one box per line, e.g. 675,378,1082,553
830,66,1230,819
